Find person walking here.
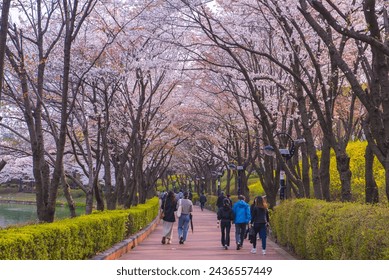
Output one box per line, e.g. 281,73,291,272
217,198,234,250
161,191,177,245
232,195,251,250
226,194,233,207
177,191,193,244
188,190,193,201
250,196,270,255
199,192,207,211
176,189,184,200
216,192,226,211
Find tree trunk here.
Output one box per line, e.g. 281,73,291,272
133,139,145,204
336,152,352,201
310,146,323,200
300,117,323,199
61,171,77,218
94,179,104,211
225,169,231,195
211,179,216,195
114,159,127,206
85,190,94,214
46,0,75,222
320,140,331,201
0,159,6,172
104,142,116,210
385,154,389,202
240,170,250,200
0,0,11,100
365,143,379,203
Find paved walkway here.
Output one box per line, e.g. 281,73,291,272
118,205,296,260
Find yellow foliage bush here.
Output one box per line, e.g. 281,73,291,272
319,141,385,202
271,199,389,259
0,197,159,260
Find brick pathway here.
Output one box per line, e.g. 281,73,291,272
117,205,296,260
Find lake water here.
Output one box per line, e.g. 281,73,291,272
0,203,84,228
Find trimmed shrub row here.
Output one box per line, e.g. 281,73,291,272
271,199,389,259
0,197,159,260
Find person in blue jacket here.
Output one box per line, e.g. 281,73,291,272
232,195,251,250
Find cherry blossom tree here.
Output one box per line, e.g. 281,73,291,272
297,0,388,202
2,0,388,218
3,0,98,222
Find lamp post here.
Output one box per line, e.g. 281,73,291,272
188,177,192,192
201,176,205,194
263,133,305,200
217,171,223,195
237,165,244,196
212,170,224,196
195,177,200,194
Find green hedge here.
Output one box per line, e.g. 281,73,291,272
271,199,389,259
0,197,159,260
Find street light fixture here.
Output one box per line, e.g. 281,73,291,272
212,170,223,196
228,163,237,170
217,171,223,195
201,176,205,194
264,146,292,158
195,177,200,194
188,177,192,192
263,133,305,200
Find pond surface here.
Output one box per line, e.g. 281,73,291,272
0,203,84,228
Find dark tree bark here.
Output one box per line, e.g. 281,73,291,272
365,143,379,204
4,1,98,222
320,139,331,201
0,159,6,172
301,0,389,202
0,0,11,100
61,170,77,218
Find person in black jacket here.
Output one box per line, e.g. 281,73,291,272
161,191,177,245
250,196,270,255
217,198,234,250
216,192,226,211
199,192,207,211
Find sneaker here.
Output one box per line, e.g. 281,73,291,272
179,237,184,244
251,248,257,254
262,249,266,255
224,245,228,250
236,243,241,250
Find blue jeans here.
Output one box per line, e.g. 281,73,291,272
178,214,190,241
220,221,231,246
252,223,267,250
235,223,247,245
